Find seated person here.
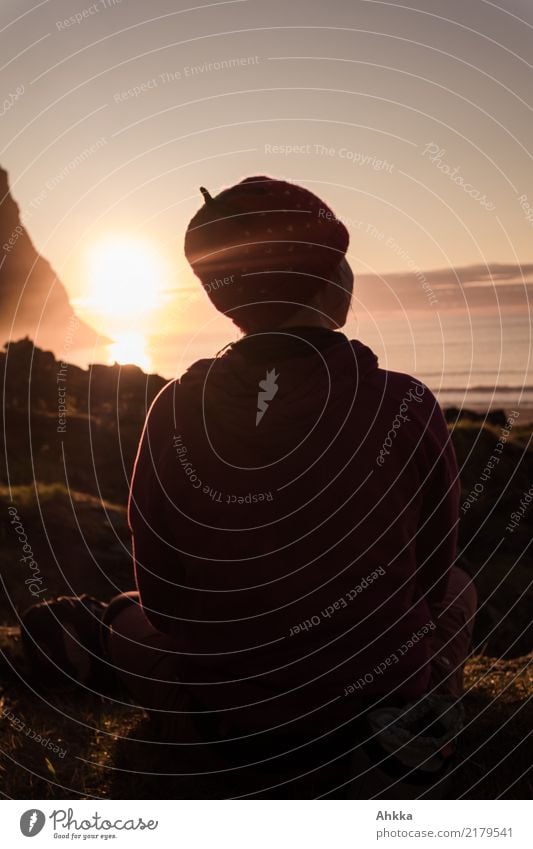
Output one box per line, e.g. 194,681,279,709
22,177,477,795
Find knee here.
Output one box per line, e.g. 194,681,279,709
447,566,477,617
103,591,140,626
101,591,141,654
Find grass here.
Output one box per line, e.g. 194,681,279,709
0,628,141,799
0,483,132,626
0,418,531,798
1,627,531,799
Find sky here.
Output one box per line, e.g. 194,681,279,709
1,0,532,378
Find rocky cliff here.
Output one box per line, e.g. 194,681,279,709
0,166,102,352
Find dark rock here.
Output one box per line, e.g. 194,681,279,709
0,166,104,352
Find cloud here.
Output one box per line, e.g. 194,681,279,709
355,263,533,311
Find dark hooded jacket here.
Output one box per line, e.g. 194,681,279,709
129,328,459,734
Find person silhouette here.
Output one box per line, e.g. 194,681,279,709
22,176,476,797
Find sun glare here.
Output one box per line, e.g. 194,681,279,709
86,236,165,318
109,332,151,371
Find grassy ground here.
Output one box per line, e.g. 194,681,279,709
0,409,531,797
1,626,530,799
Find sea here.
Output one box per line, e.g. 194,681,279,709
141,307,532,417
73,305,531,418
353,308,532,415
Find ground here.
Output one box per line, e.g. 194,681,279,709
1,627,530,799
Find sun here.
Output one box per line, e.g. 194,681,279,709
109,332,151,370
85,236,165,318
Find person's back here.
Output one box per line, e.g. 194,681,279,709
130,202,459,738
21,176,476,795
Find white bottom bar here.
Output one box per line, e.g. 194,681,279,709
1,799,530,848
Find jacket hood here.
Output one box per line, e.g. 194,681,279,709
178,333,379,464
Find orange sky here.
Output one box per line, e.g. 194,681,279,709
1,0,532,375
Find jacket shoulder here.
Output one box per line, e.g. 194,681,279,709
367,368,437,409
